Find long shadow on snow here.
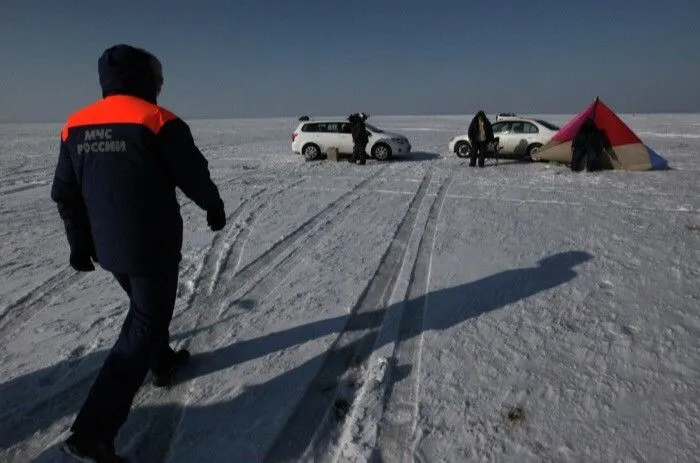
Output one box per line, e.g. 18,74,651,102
14,251,592,461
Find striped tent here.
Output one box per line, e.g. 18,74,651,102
534,98,668,171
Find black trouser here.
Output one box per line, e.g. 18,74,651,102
71,266,179,442
351,142,367,163
571,147,601,172
470,141,488,166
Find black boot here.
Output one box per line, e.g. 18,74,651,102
152,349,190,388
61,433,126,463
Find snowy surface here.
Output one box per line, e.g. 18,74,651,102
1,114,699,462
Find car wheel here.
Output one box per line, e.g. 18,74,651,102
526,143,542,161
372,143,391,161
302,143,321,161
455,141,471,158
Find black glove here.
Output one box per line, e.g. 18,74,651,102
70,250,95,272
207,202,226,232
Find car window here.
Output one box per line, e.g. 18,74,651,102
324,122,342,133
523,122,539,134
340,123,351,133
304,122,343,133
511,122,525,134
492,122,511,133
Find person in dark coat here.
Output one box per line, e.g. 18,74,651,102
348,112,369,164
50,44,226,462
571,118,607,172
467,110,494,167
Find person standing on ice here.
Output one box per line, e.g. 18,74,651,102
348,112,369,164
571,118,607,172
50,44,226,462
467,110,494,167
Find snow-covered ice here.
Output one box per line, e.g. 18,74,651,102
1,114,698,462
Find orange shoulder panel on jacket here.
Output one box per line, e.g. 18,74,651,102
61,95,178,141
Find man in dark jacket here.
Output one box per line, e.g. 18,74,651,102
571,118,607,172
51,44,226,462
467,110,494,167
348,112,369,164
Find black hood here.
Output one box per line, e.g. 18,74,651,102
98,44,162,103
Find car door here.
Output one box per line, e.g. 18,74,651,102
491,121,512,153
509,121,540,155
501,121,525,154
522,121,541,146
338,123,355,154
314,122,341,152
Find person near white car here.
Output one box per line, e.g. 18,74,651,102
449,116,560,161
348,112,369,165
291,117,411,161
467,110,495,167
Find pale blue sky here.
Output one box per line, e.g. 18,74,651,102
1,0,698,122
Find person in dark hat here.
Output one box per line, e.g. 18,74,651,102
348,112,369,164
51,44,226,462
467,110,495,167
571,118,607,172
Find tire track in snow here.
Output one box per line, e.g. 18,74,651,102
168,183,282,325
207,177,308,298
0,266,83,340
264,168,435,462
206,184,284,295
177,174,262,210
205,166,387,313
326,171,453,462
126,166,390,462
0,181,50,197
375,171,453,462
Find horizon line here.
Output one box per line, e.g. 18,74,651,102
2,110,700,125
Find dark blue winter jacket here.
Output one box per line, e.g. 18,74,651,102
51,45,223,276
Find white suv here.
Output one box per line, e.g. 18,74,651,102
292,118,411,161
448,116,560,160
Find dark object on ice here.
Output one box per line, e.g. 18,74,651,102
502,405,526,427
507,406,524,423
467,110,495,167
571,118,608,172
50,43,226,452
298,115,311,121
334,398,351,421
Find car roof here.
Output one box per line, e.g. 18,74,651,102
494,116,539,123
298,116,347,122
297,118,347,125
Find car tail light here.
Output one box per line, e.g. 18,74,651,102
292,133,299,141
